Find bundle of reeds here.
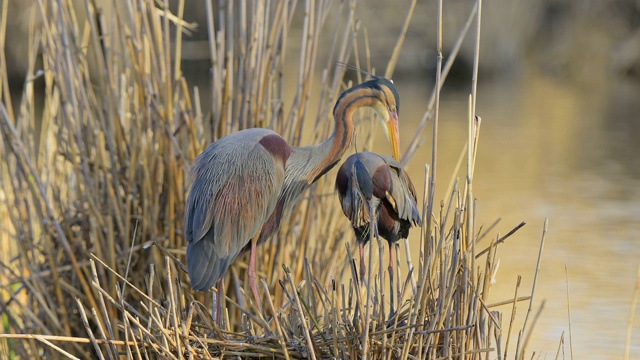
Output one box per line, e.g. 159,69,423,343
0,0,544,358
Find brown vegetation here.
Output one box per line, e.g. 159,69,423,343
0,0,543,358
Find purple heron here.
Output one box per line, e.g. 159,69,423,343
335,152,422,316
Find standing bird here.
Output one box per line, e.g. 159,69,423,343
335,152,422,317
185,77,402,323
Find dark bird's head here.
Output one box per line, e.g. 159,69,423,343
334,76,401,160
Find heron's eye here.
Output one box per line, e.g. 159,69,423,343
389,105,397,113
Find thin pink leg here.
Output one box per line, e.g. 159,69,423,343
359,242,366,283
215,278,224,326
248,237,262,311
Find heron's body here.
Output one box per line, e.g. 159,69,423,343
186,128,290,290
336,152,421,246
185,77,403,323
187,128,350,290
335,152,422,316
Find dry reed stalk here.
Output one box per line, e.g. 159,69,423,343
383,0,417,80
555,331,565,360
624,265,640,360
504,275,522,359
565,266,575,360
516,218,547,359
401,1,480,166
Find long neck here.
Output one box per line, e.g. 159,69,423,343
303,88,381,182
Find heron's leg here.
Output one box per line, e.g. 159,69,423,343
211,279,225,327
218,279,225,326
388,243,396,319
359,242,366,283
211,288,217,323
248,236,262,311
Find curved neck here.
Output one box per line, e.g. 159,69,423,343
306,88,381,182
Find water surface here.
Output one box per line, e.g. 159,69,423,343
398,71,640,359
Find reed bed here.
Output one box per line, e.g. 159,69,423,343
0,0,544,358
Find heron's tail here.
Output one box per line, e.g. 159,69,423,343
187,239,232,291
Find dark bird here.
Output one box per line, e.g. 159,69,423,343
185,77,402,323
335,152,422,317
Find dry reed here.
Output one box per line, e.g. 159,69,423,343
0,0,545,358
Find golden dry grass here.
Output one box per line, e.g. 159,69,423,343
0,0,545,358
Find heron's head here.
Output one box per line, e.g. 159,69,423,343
334,76,401,160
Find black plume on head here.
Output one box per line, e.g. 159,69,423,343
333,76,400,115
372,77,400,115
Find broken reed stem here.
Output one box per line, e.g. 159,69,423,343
75,298,105,360
285,266,317,360
555,331,565,360
262,280,291,360
404,4,444,355
565,266,575,360
33,336,81,360
488,296,532,308
466,0,482,295
521,299,545,358
427,0,443,246
0,334,135,346
384,0,417,79
624,265,640,360
476,221,527,258
362,203,376,360
0,0,14,121
517,218,547,359
503,275,522,359
401,1,479,165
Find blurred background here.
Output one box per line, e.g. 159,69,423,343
4,0,640,358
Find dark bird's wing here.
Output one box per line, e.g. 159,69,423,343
335,155,375,229
379,155,422,227
185,129,286,290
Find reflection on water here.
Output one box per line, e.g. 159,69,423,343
398,70,640,359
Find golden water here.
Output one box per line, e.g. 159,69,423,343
394,71,640,359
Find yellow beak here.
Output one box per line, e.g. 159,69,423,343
387,112,401,161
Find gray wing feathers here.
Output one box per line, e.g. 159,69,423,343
337,155,378,228
347,159,374,228
185,129,283,290
379,155,422,227
187,236,232,290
